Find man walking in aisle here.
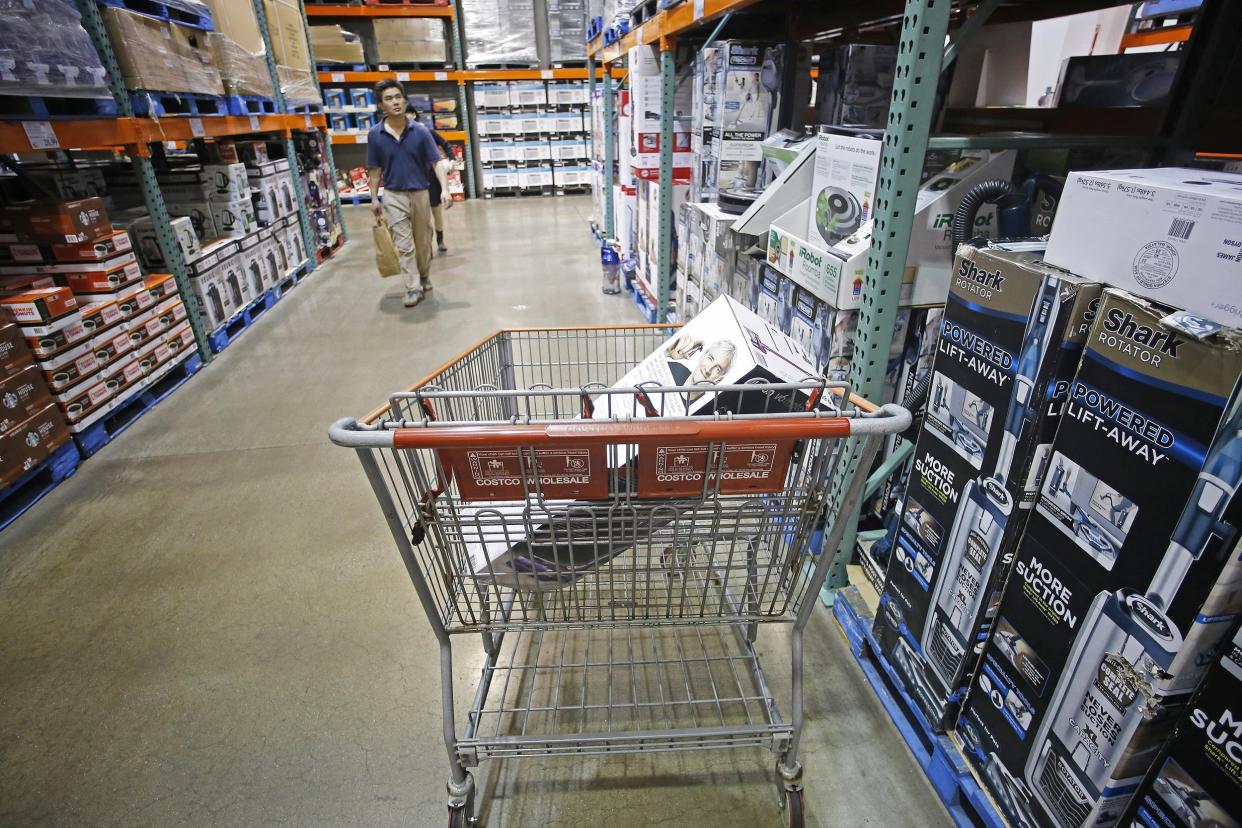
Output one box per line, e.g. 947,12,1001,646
367,79,441,307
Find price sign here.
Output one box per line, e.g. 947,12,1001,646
22,121,58,150
541,69,553,79
355,134,368,144
249,115,261,131
434,71,448,81
304,115,313,129
397,72,410,81
188,117,204,138
331,72,345,82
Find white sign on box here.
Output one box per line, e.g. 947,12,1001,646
1044,167,1242,326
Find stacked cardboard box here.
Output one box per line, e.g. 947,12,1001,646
460,0,537,66
309,25,366,66
372,19,448,66
477,82,591,196
548,0,587,63
263,0,317,103
101,6,224,96
202,0,276,98
0,199,199,440
0,321,72,492
0,0,109,98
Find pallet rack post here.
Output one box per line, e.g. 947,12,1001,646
71,0,215,362
447,0,477,199
656,41,674,321
586,56,596,162
821,0,954,603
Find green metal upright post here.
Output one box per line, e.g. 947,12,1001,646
655,44,674,322
448,0,477,199
73,0,214,360
602,68,616,238
587,56,596,162
821,0,953,604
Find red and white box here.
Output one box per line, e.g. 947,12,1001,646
0,286,77,324
50,230,132,263
39,339,99,392
23,311,90,359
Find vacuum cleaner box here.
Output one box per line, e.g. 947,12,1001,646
956,289,1242,828
1117,624,1242,828
1045,167,1242,327
873,242,1103,733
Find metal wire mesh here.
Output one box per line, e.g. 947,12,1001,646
353,328,874,634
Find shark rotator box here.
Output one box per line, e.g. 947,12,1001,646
956,289,1242,828
873,241,1102,732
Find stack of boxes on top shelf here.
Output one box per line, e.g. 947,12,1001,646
0,0,110,110
476,81,591,197
547,0,587,64
0,199,197,449
310,17,450,70
103,140,306,338
460,0,538,67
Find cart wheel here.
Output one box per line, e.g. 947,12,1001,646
782,788,804,828
447,806,473,828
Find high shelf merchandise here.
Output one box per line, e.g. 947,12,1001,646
0,0,346,528
587,1,1240,826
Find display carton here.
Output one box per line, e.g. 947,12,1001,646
0,403,69,488
0,363,51,437
957,289,1242,828
805,131,881,247
873,243,1104,733
0,322,32,377
1044,167,1242,327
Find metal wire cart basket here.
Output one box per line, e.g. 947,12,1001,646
329,325,909,827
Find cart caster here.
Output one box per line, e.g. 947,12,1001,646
447,773,477,827
781,788,805,828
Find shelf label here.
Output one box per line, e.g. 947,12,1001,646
22,121,58,150
249,115,261,131
397,71,410,81
693,0,705,20
304,115,313,129
355,134,368,144
541,69,553,79
188,117,204,138
331,72,345,82
434,71,448,81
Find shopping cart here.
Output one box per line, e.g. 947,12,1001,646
330,325,909,827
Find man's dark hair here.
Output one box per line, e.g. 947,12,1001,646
374,79,405,101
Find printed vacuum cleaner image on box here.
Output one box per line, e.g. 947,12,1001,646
1117,624,1242,828
873,241,1103,733
445,295,832,591
956,289,1242,828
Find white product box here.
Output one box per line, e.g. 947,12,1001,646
477,143,511,164
688,202,737,300
236,233,267,300
552,166,590,188
512,140,552,163
202,163,250,201
1045,167,1242,326
209,195,258,239
186,240,243,329
513,112,542,135
617,183,638,260
766,150,1015,309
806,132,882,247
548,81,587,106
249,174,284,226
127,215,200,270
163,200,217,244
484,169,520,191
519,167,553,189
475,114,509,137
474,83,511,108
629,44,693,181
508,81,548,107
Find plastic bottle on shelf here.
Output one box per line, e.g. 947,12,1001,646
601,242,621,295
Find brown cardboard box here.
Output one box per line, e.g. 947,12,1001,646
265,0,311,72
37,254,143,295
310,25,366,65
0,362,49,437
51,230,133,263
79,298,124,337
372,18,445,41
102,7,225,96
0,403,70,488
4,198,112,244
202,0,264,53
208,32,277,98
39,340,98,394
143,273,179,303
0,322,34,378
0,287,77,325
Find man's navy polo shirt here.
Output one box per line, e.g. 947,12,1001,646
365,117,439,192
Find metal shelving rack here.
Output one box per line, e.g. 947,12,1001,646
587,0,1239,597
0,2,339,362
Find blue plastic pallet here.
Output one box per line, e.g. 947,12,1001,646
131,91,228,117
833,587,1005,828
0,442,81,533
274,259,313,297
207,289,278,354
225,95,279,116
73,352,203,459
0,94,118,120
96,0,214,29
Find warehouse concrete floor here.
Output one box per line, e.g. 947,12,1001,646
0,198,952,827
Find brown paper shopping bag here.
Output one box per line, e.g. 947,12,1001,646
373,216,401,278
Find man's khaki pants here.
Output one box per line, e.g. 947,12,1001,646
383,188,433,291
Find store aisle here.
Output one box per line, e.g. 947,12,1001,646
0,198,951,827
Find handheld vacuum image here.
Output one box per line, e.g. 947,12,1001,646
921,275,1064,688
1024,392,1242,828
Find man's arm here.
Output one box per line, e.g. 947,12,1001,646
368,167,383,217
431,129,451,158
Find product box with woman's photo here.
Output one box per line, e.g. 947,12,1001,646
457,295,828,591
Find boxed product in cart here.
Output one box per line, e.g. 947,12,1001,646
0,363,52,436
872,242,1103,734
1117,623,1242,828
956,289,1242,828
456,295,830,590
0,402,70,489
1044,167,1242,327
